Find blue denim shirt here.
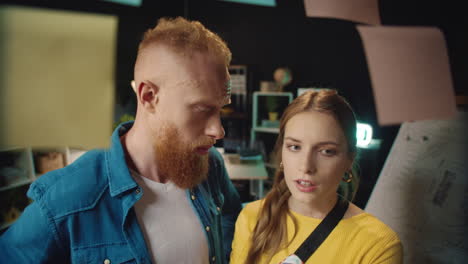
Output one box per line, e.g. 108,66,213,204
0,122,242,264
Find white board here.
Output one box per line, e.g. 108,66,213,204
366,110,468,263
304,0,381,25
0,6,117,149
357,26,457,126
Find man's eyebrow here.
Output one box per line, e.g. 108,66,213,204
189,95,231,110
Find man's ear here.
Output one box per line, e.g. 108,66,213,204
137,81,159,112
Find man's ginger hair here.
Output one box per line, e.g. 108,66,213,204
137,16,231,67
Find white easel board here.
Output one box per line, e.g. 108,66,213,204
365,110,468,263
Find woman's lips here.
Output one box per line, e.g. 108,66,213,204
294,179,317,193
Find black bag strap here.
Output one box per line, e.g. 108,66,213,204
294,196,349,262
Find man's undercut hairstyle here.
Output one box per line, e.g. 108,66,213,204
138,16,232,67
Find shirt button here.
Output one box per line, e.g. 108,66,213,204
205,226,210,232
191,195,196,200
216,207,221,212
104,259,111,264
135,188,141,194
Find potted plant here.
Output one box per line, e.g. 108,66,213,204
265,96,279,121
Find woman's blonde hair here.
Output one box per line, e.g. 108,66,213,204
245,89,359,263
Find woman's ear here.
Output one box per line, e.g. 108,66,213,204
347,152,356,171
137,81,159,112
131,80,137,93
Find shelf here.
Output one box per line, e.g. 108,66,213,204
253,127,279,133
0,178,33,192
0,147,35,193
0,147,85,194
0,146,88,233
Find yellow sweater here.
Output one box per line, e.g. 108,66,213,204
230,200,403,264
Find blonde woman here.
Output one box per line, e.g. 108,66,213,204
230,90,402,263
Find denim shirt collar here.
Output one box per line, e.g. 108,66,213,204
107,121,139,197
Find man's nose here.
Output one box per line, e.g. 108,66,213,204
205,115,225,141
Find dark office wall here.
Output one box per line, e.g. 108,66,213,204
4,0,465,118
1,0,466,206
0,0,184,108
186,0,467,206
188,1,383,207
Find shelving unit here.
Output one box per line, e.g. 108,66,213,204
0,178,33,192
220,65,250,146
0,146,86,231
0,147,35,191
252,127,279,134
250,91,293,145
248,92,293,197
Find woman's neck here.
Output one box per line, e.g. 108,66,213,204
288,194,338,219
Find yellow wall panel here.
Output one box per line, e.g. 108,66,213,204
0,6,117,149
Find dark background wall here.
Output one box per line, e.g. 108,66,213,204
1,0,466,206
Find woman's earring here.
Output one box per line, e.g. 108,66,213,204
279,161,284,170
342,171,353,183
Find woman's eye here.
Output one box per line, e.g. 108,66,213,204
320,149,337,156
286,144,300,151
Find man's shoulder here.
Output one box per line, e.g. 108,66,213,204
208,147,224,165
206,147,227,181
28,149,110,217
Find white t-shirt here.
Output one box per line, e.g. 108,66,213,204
131,170,209,264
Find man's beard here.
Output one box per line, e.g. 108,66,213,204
154,123,214,189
